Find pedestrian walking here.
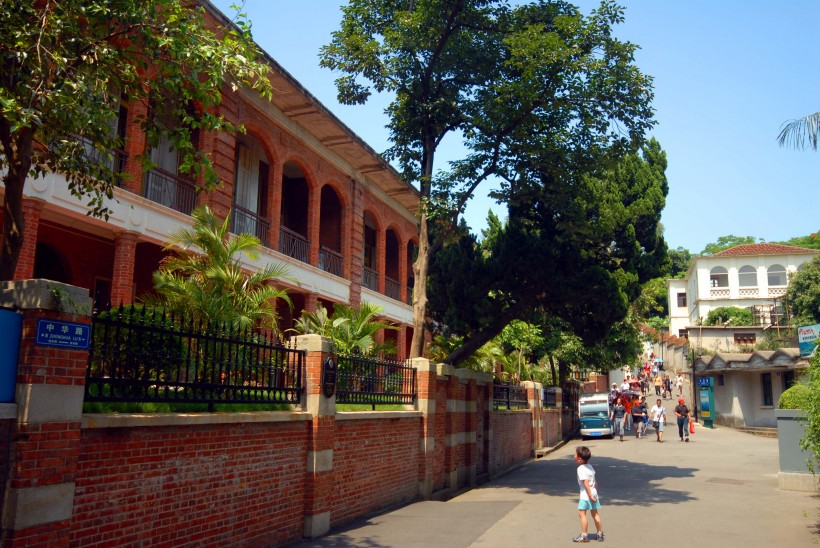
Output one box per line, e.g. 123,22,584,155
610,397,627,442
653,375,662,396
632,396,646,438
572,446,604,543
663,375,672,399
649,398,666,443
674,397,690,442
675,373,684,397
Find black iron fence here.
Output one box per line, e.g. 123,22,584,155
85,305,304,409
336,354,416,409
493,382,529,410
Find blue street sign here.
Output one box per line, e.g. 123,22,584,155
697,377,711,388
35,319,91,349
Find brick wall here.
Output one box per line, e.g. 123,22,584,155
1,297,568,546
489,411,533,474
71,420,309,547
331,416,421,527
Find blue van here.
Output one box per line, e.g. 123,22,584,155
578,392,613,438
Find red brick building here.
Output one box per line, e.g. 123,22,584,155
0,4,420,358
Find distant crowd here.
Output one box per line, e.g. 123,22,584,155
607,370,692,444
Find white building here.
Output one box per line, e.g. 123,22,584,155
668,243,819,347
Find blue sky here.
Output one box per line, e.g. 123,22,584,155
210,0,820,254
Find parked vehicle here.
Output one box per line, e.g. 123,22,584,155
579,392,613,439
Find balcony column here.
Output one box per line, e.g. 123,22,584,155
308,183,321,267
376,226,386,294
398,238,408,304
13,198,46,280
110,231,139,306
396,326,407,360
304,293,319,314
348,180,365,306
121,98,147,195
269,161,283,253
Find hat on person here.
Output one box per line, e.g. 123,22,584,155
612,383,617,387
678,398,685,403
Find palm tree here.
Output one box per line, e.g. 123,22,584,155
293,302,398,357
145,205,293,333
778,112,820,151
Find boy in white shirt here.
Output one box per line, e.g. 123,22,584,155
573,446,604,543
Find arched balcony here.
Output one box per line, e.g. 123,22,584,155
385,229,400,300
318,185,344,277
280,162,311,264
231,136,271,245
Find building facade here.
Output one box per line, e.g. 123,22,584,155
0,4,420,357
665,244,817,428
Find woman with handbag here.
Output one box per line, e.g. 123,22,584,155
610,397,627,442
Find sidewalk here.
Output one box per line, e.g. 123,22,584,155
290,416,818,547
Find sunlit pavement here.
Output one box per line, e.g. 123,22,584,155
291,402,818,547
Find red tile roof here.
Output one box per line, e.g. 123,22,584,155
711,243,819,257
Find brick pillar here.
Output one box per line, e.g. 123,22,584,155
308,185,321,267
443,365,462,492
110,231,139,306
462,373,478,486
12,198,46,280
412,357,437,499
121,98,147,195
0,281,92,547
398,238,408,305
396,327,407,361
268,161,283,254
295,334,335,538
523,381,543,452
348,180,364,306
304,293,318,315
376,227,386,294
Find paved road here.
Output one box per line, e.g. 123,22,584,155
291,399,819,547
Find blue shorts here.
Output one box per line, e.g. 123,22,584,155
578,498,601,511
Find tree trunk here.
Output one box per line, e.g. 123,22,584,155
0,127,33,281
444,305,521,366
409,211,429,358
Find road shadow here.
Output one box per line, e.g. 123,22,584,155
486,452,698,506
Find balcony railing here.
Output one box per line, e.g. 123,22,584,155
709,288,730,298
279,226,310,264
231,204,270,246
76,136,128,184
319,246,343,277
385,276,401,301
362,266,378,291
143,168,197,215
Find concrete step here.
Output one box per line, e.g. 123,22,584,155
734,426,778,438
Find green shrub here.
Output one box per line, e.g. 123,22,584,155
778,384,810,410
704,306,755,326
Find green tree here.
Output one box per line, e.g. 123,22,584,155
778,232,820,251
428,139,667,365
145,205,292,332
700,235,760,256
668,247,692,277
778,112,820,151
321,0,655,358
0,1,272,279
784,256,820,326
499,320,542,382
293,302,399,357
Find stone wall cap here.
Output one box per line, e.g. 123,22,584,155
82,410,312,429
